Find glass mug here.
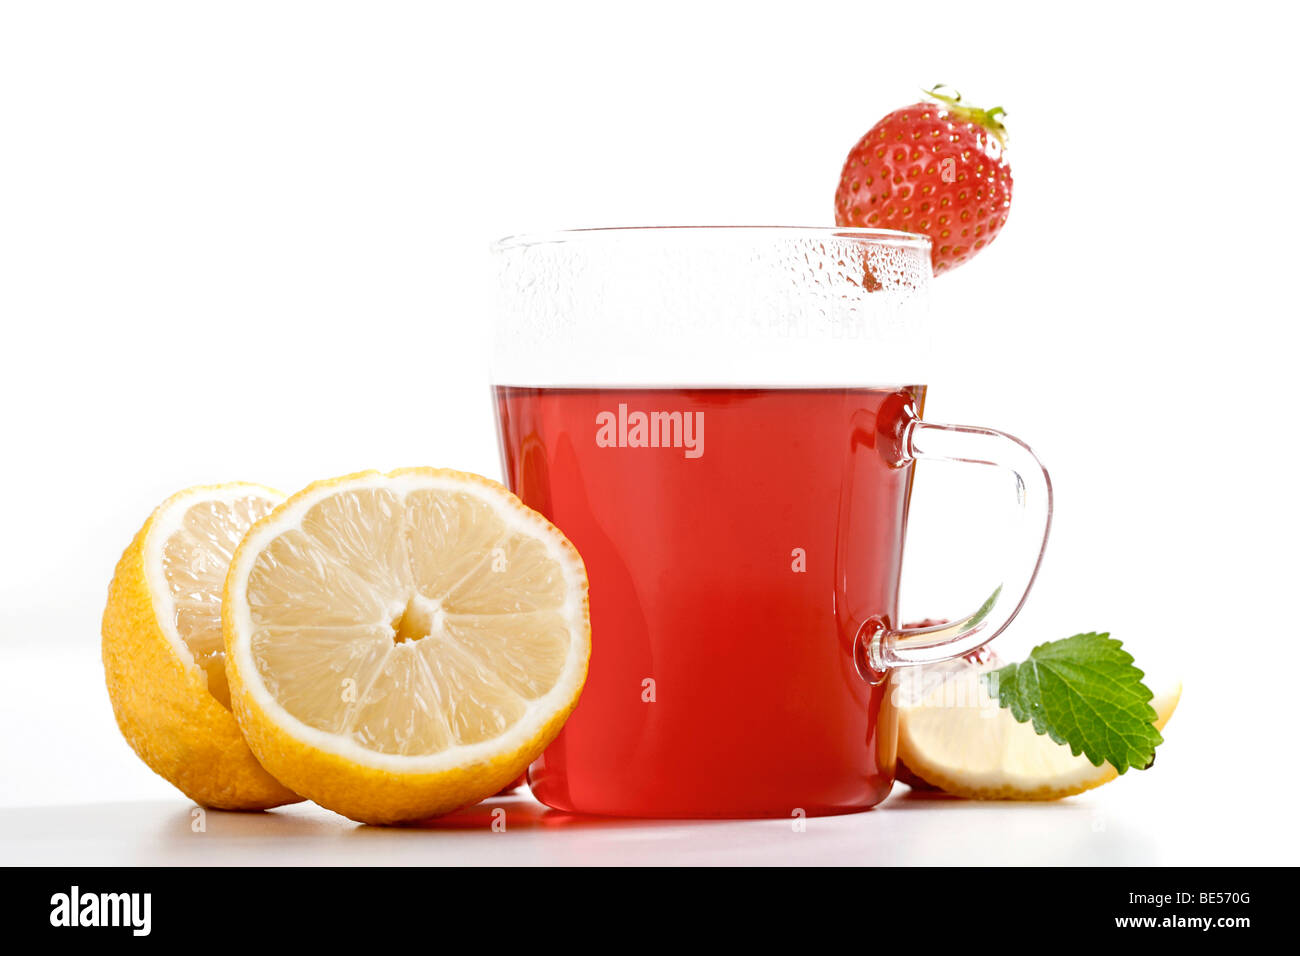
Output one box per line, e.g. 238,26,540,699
491,227,1051,818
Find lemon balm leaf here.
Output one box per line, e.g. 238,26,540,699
983,633,1163,774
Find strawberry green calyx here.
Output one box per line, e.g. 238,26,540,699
923,84,1009,147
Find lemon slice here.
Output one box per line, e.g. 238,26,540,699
102,483,300,810
897,667,1181,800
222,468,590,825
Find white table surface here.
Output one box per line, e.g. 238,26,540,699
0,641,1291,866
0,783,1276,867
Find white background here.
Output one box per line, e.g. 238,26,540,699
2,1,1297,863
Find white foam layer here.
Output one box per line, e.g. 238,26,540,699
492,226,934,387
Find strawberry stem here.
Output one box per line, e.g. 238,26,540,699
923,84,1009,148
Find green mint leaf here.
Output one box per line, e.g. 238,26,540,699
982,632,1162,774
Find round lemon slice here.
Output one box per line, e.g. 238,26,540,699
897,666,1181,800
222,468,590,825
102,483,300,810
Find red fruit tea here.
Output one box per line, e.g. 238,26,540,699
494,385,925,818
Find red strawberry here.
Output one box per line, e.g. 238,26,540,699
834,86,1012,274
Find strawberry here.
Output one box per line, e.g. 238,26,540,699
834,86,1012,274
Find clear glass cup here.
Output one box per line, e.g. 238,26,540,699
491,226,1051,818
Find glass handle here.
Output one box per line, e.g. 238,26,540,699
857,413,1053,676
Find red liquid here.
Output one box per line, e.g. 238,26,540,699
494,386,925,818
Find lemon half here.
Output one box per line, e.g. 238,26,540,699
222,468,590,825
102,484,300,810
